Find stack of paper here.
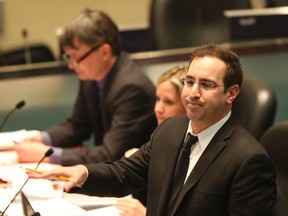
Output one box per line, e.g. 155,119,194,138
0,129,39,150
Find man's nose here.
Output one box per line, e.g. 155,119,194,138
188,82,201,96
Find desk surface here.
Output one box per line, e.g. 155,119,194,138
0,162,120,216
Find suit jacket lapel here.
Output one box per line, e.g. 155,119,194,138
171,116,237,215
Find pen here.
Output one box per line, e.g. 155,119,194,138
22,167,73,182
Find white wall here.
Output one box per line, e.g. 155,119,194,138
0,0,151,58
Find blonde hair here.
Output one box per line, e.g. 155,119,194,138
157,65,187,95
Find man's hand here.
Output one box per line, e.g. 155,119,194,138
26,165,88,192
21,130,42,142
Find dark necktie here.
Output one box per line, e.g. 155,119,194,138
92,81,100,107
92,81,103,143
167,133,198,215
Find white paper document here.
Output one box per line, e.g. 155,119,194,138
0,189,88,216
87,206,121,216
0,129,39,150
64,193,117,210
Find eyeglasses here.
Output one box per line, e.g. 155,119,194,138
181,77,224,91
62,43,105,67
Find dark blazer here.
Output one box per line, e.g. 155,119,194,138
81,114,276,216
46,52,157,165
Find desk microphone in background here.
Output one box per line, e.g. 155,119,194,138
0,100,26,132
22,28,32,64
0,147,54,216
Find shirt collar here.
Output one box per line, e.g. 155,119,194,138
187,111,231,150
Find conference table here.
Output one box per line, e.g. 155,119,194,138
0,151,121,216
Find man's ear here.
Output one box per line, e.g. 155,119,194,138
100,43,112,56
226,85,240,105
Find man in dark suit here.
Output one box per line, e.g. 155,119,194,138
28,44,276,216
15,9,157,165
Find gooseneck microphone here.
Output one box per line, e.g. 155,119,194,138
0,100,26,132
0,148,54,216
22,28,32,64
35,148,54,170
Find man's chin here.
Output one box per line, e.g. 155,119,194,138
78,75,88,81
186,111,200,121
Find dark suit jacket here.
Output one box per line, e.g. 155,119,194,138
46,52,157,165
80,114,276,216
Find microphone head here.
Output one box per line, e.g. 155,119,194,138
44,148,54,157
16,100,26,109
22,28,28,38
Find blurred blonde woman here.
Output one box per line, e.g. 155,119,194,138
116,65,187,216
154,65,187,124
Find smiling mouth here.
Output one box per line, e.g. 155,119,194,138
188,100,201,106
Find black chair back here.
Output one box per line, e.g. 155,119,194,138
260,121,288,201
232,75,277,140
149,0,251,50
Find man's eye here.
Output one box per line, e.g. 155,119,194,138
186,79,195,85
201,81,214,89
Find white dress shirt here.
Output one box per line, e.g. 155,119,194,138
184,111,231,183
